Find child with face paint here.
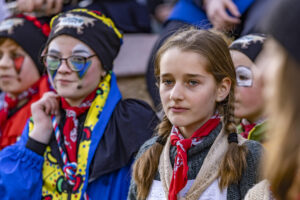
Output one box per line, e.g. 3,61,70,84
0,15,51,149
229,34,267,143
0,9,158,200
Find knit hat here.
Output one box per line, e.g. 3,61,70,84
0,14,50,75
229,34,266,62
262,0,300,64
47,8,123,71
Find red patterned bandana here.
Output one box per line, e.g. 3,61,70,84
0,83,39,135
60,90,96,163
240,122,256,139
169,116,220,200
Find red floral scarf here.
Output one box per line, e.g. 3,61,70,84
60,89,97,164
240,122,256,139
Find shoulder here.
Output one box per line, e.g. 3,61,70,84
114,99,157,119
243,139,264,171
112,98,159,130
244,180,272,200
135,136,158,160
244,139,264,160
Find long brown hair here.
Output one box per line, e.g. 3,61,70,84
133,28,248,199
263,39,300,200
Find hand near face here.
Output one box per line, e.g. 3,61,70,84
30,91,60,144
17,0,63,16
204,0,241,31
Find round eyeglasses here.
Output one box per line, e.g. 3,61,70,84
41,54,96,72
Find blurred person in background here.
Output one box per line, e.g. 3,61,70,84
0,14,51,149
229,34,267,144
245,0,300,199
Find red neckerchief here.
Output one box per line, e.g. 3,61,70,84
60,90,96,163
169,116,220,200
0,82,39,135
240,122,256,139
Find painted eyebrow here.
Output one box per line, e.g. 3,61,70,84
48,49,61,55
72,49,90,54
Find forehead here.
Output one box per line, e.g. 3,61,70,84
160,48,209,76
48,35,92,52
230,50,254,68
0,38,19,48
0,38,26,53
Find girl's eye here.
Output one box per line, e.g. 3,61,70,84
238,75,250,81
11,52,23,60
187,80,199,86
162,79,173,86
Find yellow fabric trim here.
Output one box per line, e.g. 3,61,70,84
29,74,111,200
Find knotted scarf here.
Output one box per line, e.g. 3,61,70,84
60,90,96,163
240,122,256,139
169,116,220,200
0,82,39,135
47,74,111,199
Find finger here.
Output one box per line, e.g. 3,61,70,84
40,92,56,114
33,0,44,10
50,97,60,115
52,0,63,14
224,0,240,17
218,8,241,24
45,0,55,15
43,101,52,115
18,0,34,12
45,93,60,115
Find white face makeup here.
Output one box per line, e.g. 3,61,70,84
46,35,103,106
46,42,96,80
236,65,253,87
72,43,92,57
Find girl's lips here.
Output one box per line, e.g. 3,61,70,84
170,107,189,113
57,79,73,84
0,75,15,81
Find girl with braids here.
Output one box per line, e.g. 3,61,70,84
0,9,158,200
127,28,263,200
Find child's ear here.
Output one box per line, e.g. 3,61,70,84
216,77,231,102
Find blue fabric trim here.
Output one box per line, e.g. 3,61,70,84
168,0,255,26
87,159,133,200
0,120,44,200
81,72,122,195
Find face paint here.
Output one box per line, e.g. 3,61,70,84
47,44,61,81
48,68,57,81
77,60,91,79
13,55,24,74
72,44,93,79
236,65,253,87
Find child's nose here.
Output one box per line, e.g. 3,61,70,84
170,83,184,100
